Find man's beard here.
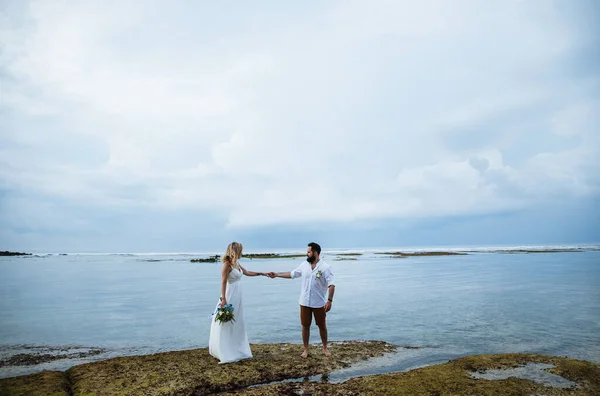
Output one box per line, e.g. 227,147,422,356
307,255,316,263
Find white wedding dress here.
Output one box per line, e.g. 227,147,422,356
208,266,253,364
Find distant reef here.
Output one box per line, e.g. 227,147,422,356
243,253,305,259
375,251,468,257
190,255,221,263
0,251,31,256
190,253,305,262
493,248,587,254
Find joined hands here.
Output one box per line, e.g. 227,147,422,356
256,272,276,278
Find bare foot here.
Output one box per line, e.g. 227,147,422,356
301,350,309,359
323,348,331,357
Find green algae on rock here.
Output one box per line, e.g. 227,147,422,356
226,353,600,395
66,341,395,395
0,348,106,368
0,341,395,396
0,371,69,396
2,349,599,396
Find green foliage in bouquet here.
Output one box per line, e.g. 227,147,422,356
214,304,235,324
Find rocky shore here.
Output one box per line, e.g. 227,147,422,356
1,341,598,395
0,346,105,368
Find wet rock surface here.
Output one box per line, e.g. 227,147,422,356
470,362,578,389
0,346,105,368
1,346,599,395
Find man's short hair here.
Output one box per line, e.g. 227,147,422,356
308,242,321,254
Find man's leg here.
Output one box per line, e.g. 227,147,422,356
300,305,312,358
314,307,331,357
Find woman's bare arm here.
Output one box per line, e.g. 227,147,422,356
240,264,264,277
220,262,231,307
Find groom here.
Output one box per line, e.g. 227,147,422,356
268,242,335,358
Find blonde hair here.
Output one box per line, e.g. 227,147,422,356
222,241,243,268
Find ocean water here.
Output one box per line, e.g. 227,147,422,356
1,245,599,379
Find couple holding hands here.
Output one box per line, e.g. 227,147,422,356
208,241,335,364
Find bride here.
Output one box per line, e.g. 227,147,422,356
209,241,265,364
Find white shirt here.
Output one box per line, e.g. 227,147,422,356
290,259,335,308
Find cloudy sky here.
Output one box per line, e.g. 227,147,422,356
1,1,598,253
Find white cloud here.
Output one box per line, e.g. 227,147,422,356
0,0,598,234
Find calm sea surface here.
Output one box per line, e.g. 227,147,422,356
1,245,599,379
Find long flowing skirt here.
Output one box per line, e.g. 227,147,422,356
208,280,252,364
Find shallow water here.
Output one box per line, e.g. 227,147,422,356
470,363,577,389
0,246,599,378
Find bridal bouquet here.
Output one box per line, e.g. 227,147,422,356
214,304,235,324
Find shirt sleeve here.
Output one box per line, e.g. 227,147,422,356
324,267,335,287
290,263,304,279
